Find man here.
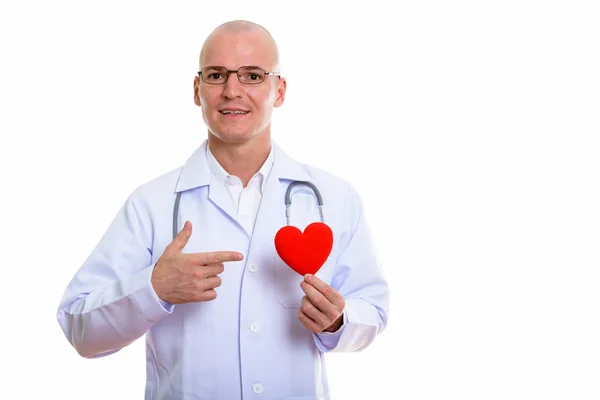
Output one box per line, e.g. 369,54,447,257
57,20,389,400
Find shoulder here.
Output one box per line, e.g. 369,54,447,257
304,163,357,195
127,165,183,210
127,141,208,206
274,142,363,207
295,161,364,220
296,161,366,243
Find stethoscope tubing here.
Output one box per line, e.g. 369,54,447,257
172,181,324,240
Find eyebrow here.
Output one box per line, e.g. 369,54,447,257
203,65,265,70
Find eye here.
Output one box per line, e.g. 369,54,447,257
201,67,227,83
239,68,265,83
242,72,261,80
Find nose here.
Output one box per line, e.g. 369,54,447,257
221,73,245,99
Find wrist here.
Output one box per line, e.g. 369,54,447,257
322,313,344,333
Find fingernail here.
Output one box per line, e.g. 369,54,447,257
305,274,312,281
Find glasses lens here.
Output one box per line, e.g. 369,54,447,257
238,66,266,84
201,67,228,84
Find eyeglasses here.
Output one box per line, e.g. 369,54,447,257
198,65,281,85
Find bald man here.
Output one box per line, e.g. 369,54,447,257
57,20,389,400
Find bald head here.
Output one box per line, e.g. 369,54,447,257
199,20,280,71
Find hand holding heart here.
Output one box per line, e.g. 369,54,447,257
298,274,345,333
274,221,342,332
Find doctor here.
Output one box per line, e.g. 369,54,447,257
57,20,389,400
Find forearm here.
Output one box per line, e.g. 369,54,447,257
56,265,172,358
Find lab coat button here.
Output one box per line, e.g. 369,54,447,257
250,323,260,333
252,383,263,394
248,262,258,272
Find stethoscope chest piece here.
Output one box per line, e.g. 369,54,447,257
274,181,333,276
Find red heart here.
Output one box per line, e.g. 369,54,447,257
274,222,333,276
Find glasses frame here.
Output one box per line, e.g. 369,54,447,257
198,65,281,85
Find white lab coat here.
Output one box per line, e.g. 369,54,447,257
57,140,389,400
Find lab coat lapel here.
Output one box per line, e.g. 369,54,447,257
175,140,238,223
207,177,238,222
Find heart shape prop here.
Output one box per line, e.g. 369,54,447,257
274,222,333,276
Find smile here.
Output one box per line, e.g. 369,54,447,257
220,110,249,115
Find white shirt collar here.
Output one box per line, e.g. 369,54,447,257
205,144,274,192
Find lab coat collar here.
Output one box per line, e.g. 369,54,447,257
174,139,311,193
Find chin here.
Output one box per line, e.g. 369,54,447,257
210,128,259,144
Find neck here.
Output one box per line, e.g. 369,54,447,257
207,132,272,187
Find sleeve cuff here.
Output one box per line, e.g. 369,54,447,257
313,308,348,351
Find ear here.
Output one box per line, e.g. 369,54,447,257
273,77,287,108
193,76,201,107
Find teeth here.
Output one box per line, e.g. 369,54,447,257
221,110,248,114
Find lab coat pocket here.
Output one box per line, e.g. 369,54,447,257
273,254,334,309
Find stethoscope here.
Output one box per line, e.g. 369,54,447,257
171,181,326,240
171,180,333,275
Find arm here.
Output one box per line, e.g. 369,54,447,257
312,186,390,352
56,190,173,358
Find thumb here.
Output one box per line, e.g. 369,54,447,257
170,221,192,252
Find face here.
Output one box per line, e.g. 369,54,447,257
193,30,286,144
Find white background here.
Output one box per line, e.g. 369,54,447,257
1,0,599,399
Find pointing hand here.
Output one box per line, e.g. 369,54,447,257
151,221,243,304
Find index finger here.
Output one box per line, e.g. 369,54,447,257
303,274,344,306
190,251,244,265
